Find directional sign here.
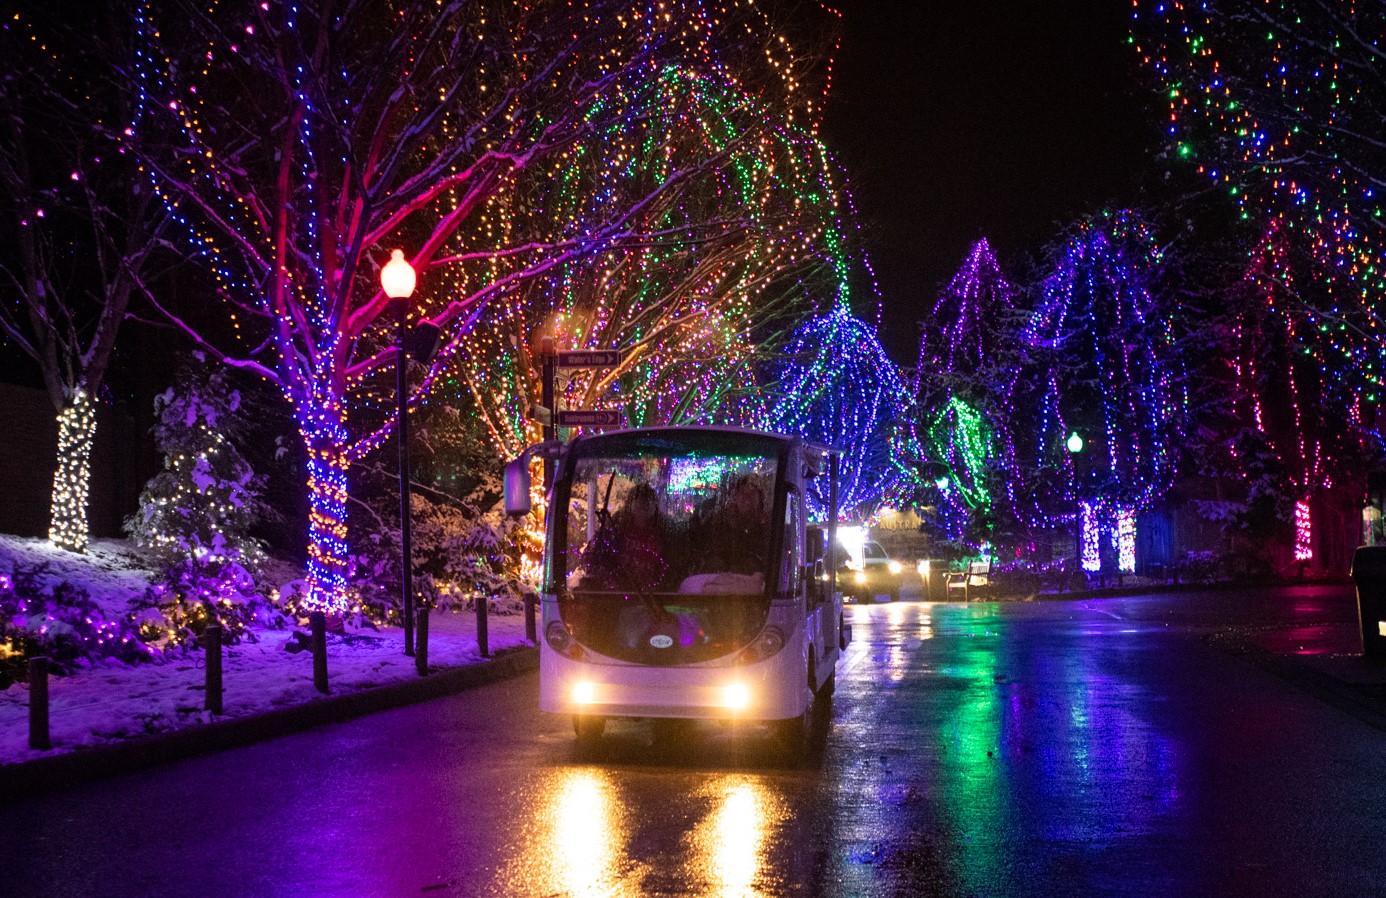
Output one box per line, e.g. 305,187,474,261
557,410,623,427
556,350,621,368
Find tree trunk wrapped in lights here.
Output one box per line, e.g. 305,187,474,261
127,0,827,614
302,406,352,610
48,390,96,553
1212,221,1374,570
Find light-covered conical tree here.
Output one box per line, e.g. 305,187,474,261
1018,209,1185,573
127,360,269,645
769,304,909,519
911,238,1018,544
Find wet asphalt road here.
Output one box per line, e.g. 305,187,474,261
2,585,1385,897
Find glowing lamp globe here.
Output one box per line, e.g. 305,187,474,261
381,249,416,300
1067,432,1084,454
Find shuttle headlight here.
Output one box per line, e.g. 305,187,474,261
736,625,786,665
572,681,597,704
888,560,903,575
546,621,583,659
854,570,866,585
721,682,751,711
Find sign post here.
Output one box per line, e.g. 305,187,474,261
546,349,625,431
540,337,557,490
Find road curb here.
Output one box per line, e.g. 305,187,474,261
1019,577,1353,602
0,646,538,802
1205,629,1386,731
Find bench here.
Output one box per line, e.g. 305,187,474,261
944,560,993,601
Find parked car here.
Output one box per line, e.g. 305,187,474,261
842,540,904,602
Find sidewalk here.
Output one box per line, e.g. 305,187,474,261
0,610,538,800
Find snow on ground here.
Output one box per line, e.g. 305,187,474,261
0,535,529,767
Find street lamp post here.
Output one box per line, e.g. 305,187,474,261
1067,431,1084,585
382,249,417,656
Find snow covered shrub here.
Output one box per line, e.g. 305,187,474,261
427,498,539,614
126,358,281,646
0,563,157,686
129,551,286,649
350,490,539,624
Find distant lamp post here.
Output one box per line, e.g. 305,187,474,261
382,249,418,656
1067,431,1084,580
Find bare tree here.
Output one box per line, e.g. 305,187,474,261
126,0,808,613
0,5,170,552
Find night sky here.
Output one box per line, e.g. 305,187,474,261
822,1,1157,363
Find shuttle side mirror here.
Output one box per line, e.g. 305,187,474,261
503,440,564,517
503,458,532,517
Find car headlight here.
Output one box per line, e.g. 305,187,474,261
854,570,866,584
888,560,903,574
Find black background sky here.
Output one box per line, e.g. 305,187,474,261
821,1,1158,363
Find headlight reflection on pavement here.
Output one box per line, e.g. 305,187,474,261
545,769,623,896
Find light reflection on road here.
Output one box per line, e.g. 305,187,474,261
499,600,1223,896
546,769,623,897
831,598,1191,892
516,766,785,897
695,777,778,897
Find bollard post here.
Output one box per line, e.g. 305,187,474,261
476,593,489,658
310,611,328,693
205,625,223,714
524,593,537,645
29,656,50,750
415,604,429,676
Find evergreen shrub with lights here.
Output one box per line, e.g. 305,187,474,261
351,484,537,626
415,493,536,615
0,564,157,687
126,361,282,648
